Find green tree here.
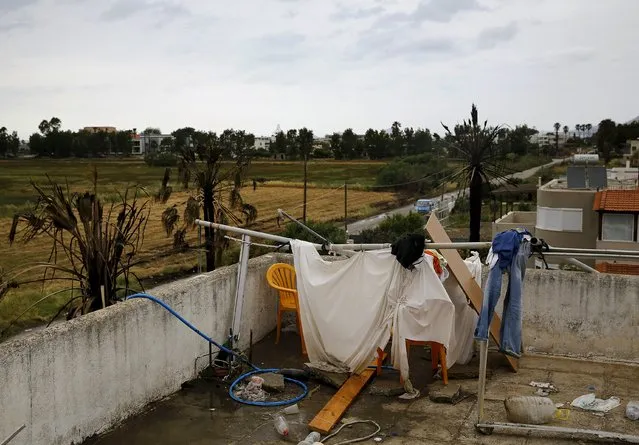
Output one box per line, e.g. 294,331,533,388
285,129,298,159
330,132,342,159
390,121,404,156
553,122,561,154
340,128,358,160
360,213,425,243
160,131,257,271
270,130,288,155
442,104,507,242
595,119,617,165
296,128,314,222
412,128,433,155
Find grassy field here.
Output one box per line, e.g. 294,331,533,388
0,158,399,335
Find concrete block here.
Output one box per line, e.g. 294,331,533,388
261,372,285,392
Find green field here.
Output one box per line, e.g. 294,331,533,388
0,158,385,214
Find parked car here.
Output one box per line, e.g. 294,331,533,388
414,198,435,214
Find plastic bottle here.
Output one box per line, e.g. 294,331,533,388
627,401,639,421
296,432,321,444
274,415,290,436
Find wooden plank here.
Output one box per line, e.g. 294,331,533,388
309,353,387,434
425,214,518,372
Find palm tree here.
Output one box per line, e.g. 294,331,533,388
575,124,580,139
586,123,592,138
563,125,569,141
553,122,561,154
442,104,509,242
159,131,258,271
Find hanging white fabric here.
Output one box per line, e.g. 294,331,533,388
291,240,455,381
443,252,482,366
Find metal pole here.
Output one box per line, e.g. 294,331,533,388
544,252,639,260
564,257,599,274
1,425,25,445
277,209,329,244
344,182,348,233
477,340,488,424
197,225,202,273
195,219,320,248
231,235,251,347
475,422,639,443
545,246,639,256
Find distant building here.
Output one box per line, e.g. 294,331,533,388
83,126,117,134
530,132,569,147
253,136,273,151
131,132,174,155
625,139,639,159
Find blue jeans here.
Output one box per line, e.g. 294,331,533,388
474,240,530,357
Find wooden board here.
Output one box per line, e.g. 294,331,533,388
309,353,387,434
425,214,518,372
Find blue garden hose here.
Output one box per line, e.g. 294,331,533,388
126,293,308,407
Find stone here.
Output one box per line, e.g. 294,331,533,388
304,364,348,389
428,383,463,404
367,376,405,397
260,372,285,392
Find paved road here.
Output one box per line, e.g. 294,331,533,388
346,159,565,235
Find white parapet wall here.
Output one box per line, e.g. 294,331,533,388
521,269,639,361
0,254,281,445
0,254,638,444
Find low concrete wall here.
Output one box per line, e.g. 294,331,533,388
522,270,639,361
484,268,639,361
0,254,281,445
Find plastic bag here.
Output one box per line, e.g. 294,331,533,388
627,401,639,421
571,393,620,413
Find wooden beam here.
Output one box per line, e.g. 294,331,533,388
309,353,387,434
425,214,518,372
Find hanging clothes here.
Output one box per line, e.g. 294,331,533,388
425,249,449,282
475,229,531,358
291,240,455,382
391,234,425,269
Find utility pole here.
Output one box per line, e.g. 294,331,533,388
302,153,308,223
344,182,348,232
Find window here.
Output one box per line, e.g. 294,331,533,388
602,213,635,241
536,207,583,232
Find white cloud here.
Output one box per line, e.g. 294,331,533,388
0,0,638,138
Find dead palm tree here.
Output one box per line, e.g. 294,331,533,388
442,104,512,242
159,130,258,271
6,170,149,322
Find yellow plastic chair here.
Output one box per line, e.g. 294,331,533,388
266,263,307,355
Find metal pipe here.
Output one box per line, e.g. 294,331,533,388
544,252,639,260
277,209,329,244
545,245,639,256
195,220,322,249
477,340,488,424
1,425,25,445
231,234,251,347
564,257,600,274
476,422,639,443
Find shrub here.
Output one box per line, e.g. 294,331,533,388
375,154,448,194
359,212,425,243
144,151,178,167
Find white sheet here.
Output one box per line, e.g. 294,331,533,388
442,252,482,366
291,240,455,381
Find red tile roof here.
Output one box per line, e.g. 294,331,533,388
593,189,639,212
596,262,639,276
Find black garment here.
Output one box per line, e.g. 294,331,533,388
391,234,425,269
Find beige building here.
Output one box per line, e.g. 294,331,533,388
492,175,639,274
82,126,117,134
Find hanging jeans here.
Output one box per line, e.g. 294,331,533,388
474,240,530,358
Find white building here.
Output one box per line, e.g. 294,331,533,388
530,132,569,147
131,133,174,155
253,136,274,151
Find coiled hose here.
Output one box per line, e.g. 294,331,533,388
126,293,308,407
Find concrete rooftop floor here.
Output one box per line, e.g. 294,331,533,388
85,331,639,445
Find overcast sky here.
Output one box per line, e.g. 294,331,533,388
1,0,637,138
